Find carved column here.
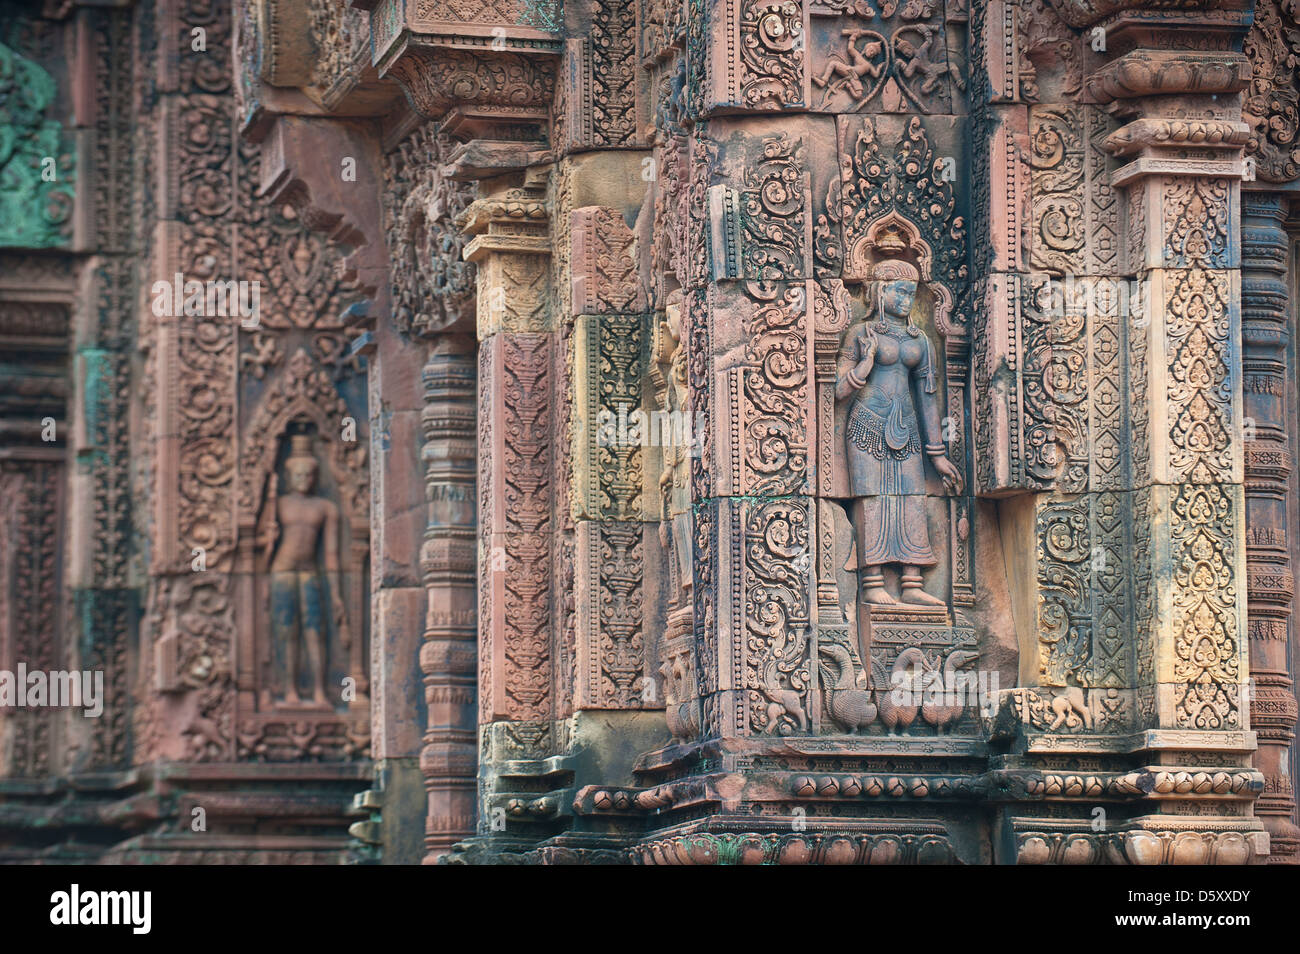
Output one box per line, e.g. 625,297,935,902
419,336,479,861
964,0,1273,864
1241,191,1300,862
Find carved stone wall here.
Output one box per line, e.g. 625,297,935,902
3,0,1298,867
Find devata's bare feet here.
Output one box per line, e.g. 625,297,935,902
901,570,945,606
900,586,945,606
863,584,897,604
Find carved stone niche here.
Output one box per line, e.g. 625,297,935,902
824,225,978,736
234,348,370,761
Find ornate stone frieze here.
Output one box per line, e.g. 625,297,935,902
1242,0,1300,183
0,39,75,249
382,123,476,337
808,0,960,113
383,46,558,127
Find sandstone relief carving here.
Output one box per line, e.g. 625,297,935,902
836,257,962,608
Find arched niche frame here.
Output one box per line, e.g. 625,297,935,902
234,347,370,718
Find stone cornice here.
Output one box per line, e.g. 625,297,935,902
1105,117,1252,156
1046,0,1248,30
1082,49,1250,102
380,41,558,125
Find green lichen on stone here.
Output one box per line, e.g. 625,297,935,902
78,348,109,466
0,39,76,248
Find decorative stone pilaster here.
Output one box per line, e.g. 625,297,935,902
571,206,652,711
1240,0,1300,866
1240,191,1300,863
461,175,564,843
983,0,1269,864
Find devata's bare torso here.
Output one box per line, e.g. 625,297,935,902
270,493,335,572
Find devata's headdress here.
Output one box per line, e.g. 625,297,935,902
286,434,318,470
872,257,923,338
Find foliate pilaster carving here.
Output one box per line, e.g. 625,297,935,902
575,310,646,521
1120,175,1242,490
686,0,808,115
576,521,648,708
1029,105,1118,276
479,333,554,723
0,462,62,779
1086,14,1251,748
692,268,814,737
471,174,556,733
1243,0,1300,183
572,305,648,710
708,281,813,499
570,207,645,316
561,0,645,152
1036,492,1133,691
569,206,650,711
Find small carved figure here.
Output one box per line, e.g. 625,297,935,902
879,646,926,733
836,259,962,606
1048,687,1092,731
919,648,980,732
819,641,877,733
261,434,346,707
896,25,947,96
813,29,886,103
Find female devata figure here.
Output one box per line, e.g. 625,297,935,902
836,259,963,606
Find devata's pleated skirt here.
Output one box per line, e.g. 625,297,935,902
846,399,935,567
